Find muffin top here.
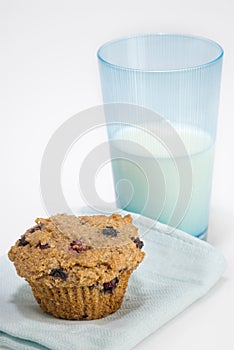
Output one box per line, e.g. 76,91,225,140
8,213,145,287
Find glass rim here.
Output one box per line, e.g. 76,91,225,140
97,33,224,73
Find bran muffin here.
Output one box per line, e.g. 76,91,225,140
8,213,145,320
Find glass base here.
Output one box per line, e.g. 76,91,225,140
194,227,208,241
120,202,209,241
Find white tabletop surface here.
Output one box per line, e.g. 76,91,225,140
1,0,234,349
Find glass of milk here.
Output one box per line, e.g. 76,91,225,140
97,34,223,239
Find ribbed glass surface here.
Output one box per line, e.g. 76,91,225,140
97,34,223,238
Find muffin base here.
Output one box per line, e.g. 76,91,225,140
30,269,133,320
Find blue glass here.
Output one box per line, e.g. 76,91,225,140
97,34,223,239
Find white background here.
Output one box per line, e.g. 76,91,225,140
1,0,234,349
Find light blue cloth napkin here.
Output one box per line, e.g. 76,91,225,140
0,210,226,350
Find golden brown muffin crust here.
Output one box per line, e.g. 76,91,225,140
8,213,145,287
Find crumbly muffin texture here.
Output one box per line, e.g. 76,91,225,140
8,213,145,286
8,213,145,320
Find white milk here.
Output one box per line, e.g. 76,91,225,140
110,123,214,237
